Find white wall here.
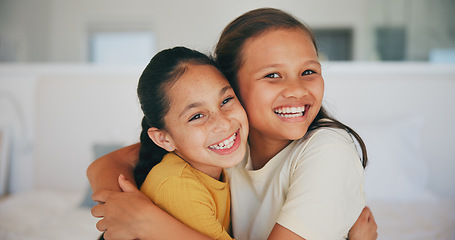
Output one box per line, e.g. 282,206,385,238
34,66,143,191
1,0,454,62
0,66,37,192
0,64,144,192
46,0,374,61
322,63,455,198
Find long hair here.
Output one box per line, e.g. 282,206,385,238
134,46,218,188
214,8,367,167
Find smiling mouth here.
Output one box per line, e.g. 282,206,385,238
273,106,307,118
208,132,237,150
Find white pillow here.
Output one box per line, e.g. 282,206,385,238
351,117,434,202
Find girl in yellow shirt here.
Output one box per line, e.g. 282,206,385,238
133,46,248,240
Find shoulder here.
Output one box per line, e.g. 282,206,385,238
292,127,356,156
290,127,362,170
153,155,206,191
147,153,199,182
152,153,189,174
304,127,354,146
141,153,207,197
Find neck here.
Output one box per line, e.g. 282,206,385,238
248,129,292,170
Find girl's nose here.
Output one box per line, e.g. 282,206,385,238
281,78,308,99
211,111,231,132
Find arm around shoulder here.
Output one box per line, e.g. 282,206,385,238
87,142,141,192
93,175,214,240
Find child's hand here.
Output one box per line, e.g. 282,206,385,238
348,206,378,240
91,175,154,240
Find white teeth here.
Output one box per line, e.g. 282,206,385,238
209,133,237,150
279,112,303,118
274,106,305,117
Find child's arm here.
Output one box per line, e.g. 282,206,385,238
266,207,377,240
92,175,213,240
87,144,218,239
87,141,375,239
347,207,378,240
87,143,140,193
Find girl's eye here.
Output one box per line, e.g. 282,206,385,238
265,73,280,78
302,70,316,76
189,113,204,122
221,97,234,106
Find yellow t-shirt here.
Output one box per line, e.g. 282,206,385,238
140,153,233,240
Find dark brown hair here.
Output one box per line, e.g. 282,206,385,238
214,8,367,167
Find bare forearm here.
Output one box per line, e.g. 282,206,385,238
87,143,141,192
93,175,214,240
267,207,377,240
88,143,215,239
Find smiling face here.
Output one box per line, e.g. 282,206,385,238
236,27,324,147
153,64,248,179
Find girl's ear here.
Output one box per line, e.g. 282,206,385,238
148,127,175,152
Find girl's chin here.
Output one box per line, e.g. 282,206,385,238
283,133,307,141
273,124,310,139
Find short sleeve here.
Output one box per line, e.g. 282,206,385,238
277,129,365,240
153,176,233,240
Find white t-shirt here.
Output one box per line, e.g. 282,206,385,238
227,128,365,240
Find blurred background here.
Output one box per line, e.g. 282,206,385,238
0,0,454,63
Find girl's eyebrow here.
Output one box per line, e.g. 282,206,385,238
179,102,202,118
307,60,322,67
257,60,321,71
219,85,232,96
179,85,232,118
309,60,322,69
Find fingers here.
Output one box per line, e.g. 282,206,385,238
92,175,139,204
103,230,112,240
363,206,377,226
96,218,107,232
103,229,117,240
368,208,378,232
99,224,125,240
364,206,378,239
367,207,376,224
92,189,110,203
118,174,139,193
349,206,378,240
91,203,105,218
357,206,371,222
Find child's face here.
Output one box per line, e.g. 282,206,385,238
162,64,248,179
236,28,324,144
